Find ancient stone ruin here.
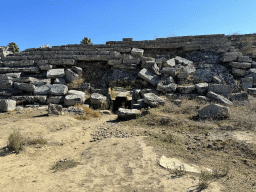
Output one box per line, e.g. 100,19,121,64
1,34,256,117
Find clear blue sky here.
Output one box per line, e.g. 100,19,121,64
1,0,256,51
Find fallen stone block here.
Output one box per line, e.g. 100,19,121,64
177,69,189,79
39,64,53,71
230,62,251,69
34,84,51,95
47,96,64,104
220,52,243,62
46,69,65,79
72,66,82,77
247,88,256,96
12,96,47,104
131,48,144,56
195,83,208,94
0,79,13,89
229,93,248,102
0,99,16,112
50,84,68,96
163,58,175,67
207,91,232,106
48,103,63,115
238,56,252,63
208,84,233,97
90,93,107,105
14,82,35,93
232,68,247,76
177,85,195,94
241,77,253,90
161,67,177,77
64,94,84,106
156,82,177,93
175,56,193,65
196,96,211,103
143,93,166,107
198,104,230,119
117,108,141,120
65,68,80,83
138,68,160,86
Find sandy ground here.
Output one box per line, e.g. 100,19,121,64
0,108,223,192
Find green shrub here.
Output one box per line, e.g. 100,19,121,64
80,37,92,45
7,42,20,53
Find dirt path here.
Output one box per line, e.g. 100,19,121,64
0,109,222,192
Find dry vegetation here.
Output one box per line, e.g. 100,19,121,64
121,96,256,191
73,103,100,120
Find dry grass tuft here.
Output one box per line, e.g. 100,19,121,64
74,103,100,120
66,78,84,88
199,170,213,190
162,99,199,115
22,136,47,145
7,129,23,153
51,159,80,172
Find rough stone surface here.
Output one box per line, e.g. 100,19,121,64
131,48,144,56
163,58,175,67
143,93,166,107
138,68,160,86
241,77,253,90
156,82,177,93
247,88,256,96
48,103,63,115
90,93,107,105
177,85,195,94
11,96,47,104
64,94,84,106
34,84,51,95
14,82,35,93
208,84,233,97
195,83,208,94
232,68,247,76
229,93,248,102
198,104,230,118
49,84,68,96
0,99,16,112
54,78,66,84
46,69,65,79
207,91,233,106
117,108,141,120
65,68,80,83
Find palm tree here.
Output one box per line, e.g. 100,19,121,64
7,42,20,53
80,37,92,45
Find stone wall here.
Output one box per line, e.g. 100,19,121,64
1,33,256,109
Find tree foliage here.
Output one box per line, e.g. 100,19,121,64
7,42,20,53
80,37,92,45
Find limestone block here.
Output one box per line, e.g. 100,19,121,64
0,99,16,112
132,89,141,101
229,93,248,102
156,82,177,93
66,90,86,103
177,69,189,79
49,60,62,65
117,108,141,120
198,104,229,118
161,76,175,85
90,93,106,105
62,59,75,65
30,78,51,86
46,69,65,79
230,62,251,69
247,88,256,96
39,64,53,71
47,96,64,104
0,80,13,88
177,85,195,94
0,67,39,73
50,84,68,96
195,83,208,94
232,68,247,76
65,69,79,83
108,59,122,65
196,96,211,103
193,69,213,83
161,67,177,77
175,56,193,65
163,58,175,67
34,84,51,95
238,56,252,63
35,60,49,65
143,93,166,107
0,73,21,79
151,63,161,75
72,66,82,77
54,78,66,84
206,91,232,106
48,103,63,115
220,52,243,62
11,96,47,104
64,95,84,106
141,61,155,68
208,84,233,97
123,58,140,64
3,60,34,67
241,77,253,90
131,48,144,56
14,82,35,93
138,68,160,86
